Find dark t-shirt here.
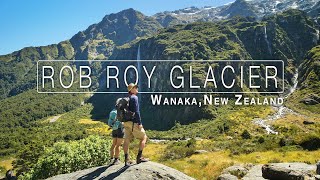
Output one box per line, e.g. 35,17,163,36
128,94,142,125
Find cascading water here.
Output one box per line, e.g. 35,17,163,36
264,25,272,55
137,44,142,102
254,69,299,135
285,68,299,98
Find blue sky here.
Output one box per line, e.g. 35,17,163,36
0,0,233,55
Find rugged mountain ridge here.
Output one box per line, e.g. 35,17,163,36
0,9,162,100
102,9,319,129
0,8,319,130
1,0,320,100
70,8,162,59
154,0,320,27
112,9,319,89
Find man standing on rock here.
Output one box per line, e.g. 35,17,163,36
123,83,149,166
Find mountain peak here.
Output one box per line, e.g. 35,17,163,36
102,8,143,22
69,8,161,57
219,0,257,18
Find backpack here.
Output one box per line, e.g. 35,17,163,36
115,97,135,122
107,109,117,127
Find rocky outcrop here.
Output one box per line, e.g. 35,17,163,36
222,165,250,178
220,163,319,180
217,173,238,180
300,94,320,105
46,161,194,180
262,163,317,180
218,164,254,179
242,165,264,180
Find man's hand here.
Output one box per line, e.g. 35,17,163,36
138,124,143,129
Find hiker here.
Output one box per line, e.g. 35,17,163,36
123,83,149,166
107,104,124,165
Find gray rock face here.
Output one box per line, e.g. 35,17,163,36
46,161,195,180
300,98,319,105
242,165,264,180
222,165,249,178
262,163,317,180
217,173,238,180
300,94,320,105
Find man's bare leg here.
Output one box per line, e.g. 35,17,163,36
137,135,149,164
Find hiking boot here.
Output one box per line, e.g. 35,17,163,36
136,156,149,164
124,160,134,166
113,158,121,165
108,158,114,165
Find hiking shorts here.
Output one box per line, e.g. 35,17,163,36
123,121,146,141
112,128,124,138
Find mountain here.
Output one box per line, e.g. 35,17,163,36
218,0,257,18
112,9,318,87
101,9,319,130
154,0,320,27
0,40,76,99
0,8,318,131
307,1,320,17
0,9,162,100
70,8,162,59
285,45,320,115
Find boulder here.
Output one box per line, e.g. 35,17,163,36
46,161,195,180
300,98,319,105
217,173,238,180
300,94,320,105
194,150,208,154
310,94,320,102
303,121,315,125
262,163,316,180
226,136,234,140
222,165,248,178
6,170,16,180
242,165,265,180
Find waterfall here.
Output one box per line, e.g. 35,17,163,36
264,25,272,55
285,69,299,98
137,44,142,102
137,44,142,88
137,44,141,60
254,68,299,135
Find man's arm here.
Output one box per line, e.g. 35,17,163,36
132,96,142,125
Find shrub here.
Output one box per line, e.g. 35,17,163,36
299,135,320,150
0,166,6,177
161,139,196,160
19,135,111,180
258,136,265,144
241,130,251,139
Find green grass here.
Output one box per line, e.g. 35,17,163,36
144,142,320,180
